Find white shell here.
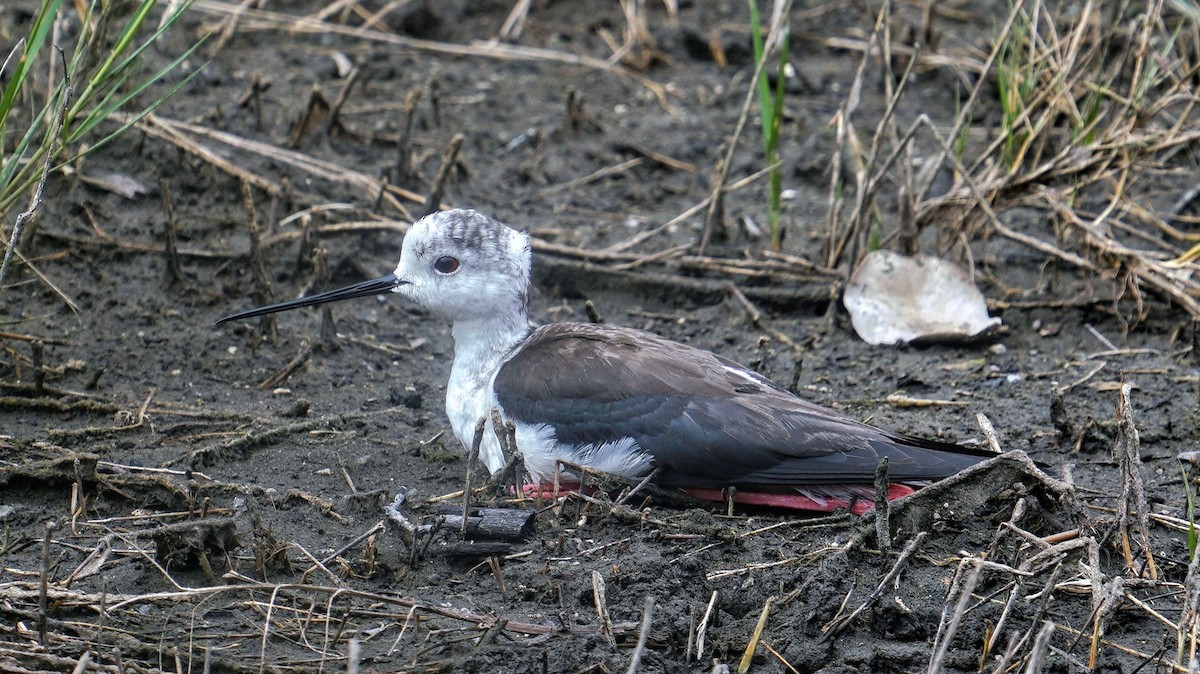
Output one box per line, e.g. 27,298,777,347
843,250,1001,346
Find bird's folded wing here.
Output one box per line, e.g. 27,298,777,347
495,323,991,487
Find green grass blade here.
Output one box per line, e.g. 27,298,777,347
70,0,160,119
767,28,789,251
92,0,194,92
67,52,206,159
747,0,774,157
0,87,65,215
69,1,195,138
0,0,62,117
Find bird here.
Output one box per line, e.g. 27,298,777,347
216,208,996,514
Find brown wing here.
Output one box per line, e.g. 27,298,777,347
494,323,992,487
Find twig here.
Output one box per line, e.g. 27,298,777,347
739,595,774,673
325,66,361,136
317,521,385,568
1024,622,1057,674
70,651,91,674
160,179,184,286
38,521,56,645
541,158,643,196
462,417,487,535
383,490,434,556
626,595,655,674
696,590,718,661
498,0,533,41
486,556,508,599
257,340,314,390
928,559,983,674
977,413,1003,454
393,87,423,184
421,133,463,217
243,181,275,337
873,457,892,553
593,570,614,644
1115,383,1156,579
822,531,927,639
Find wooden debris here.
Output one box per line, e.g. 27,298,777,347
433,505,536,541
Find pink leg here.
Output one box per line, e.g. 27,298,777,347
519,482,917,515
520,482,589,499
680,484,916,515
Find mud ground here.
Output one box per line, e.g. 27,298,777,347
2,1,1199,673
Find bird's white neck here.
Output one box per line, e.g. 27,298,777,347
444,310,531,472
449,312,530,380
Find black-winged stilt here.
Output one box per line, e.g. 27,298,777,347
216,209,994,514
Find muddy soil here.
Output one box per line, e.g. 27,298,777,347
2,2,1198,673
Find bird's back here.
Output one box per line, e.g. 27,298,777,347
495,322,994,489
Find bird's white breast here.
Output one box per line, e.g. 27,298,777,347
445,355,654,483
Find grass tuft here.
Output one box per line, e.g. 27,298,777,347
0,0,204,286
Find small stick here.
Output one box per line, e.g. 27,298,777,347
1085,324,1118,351
393,88,424,184
243,181,275,337
70,651,91,674
489,410,524,498
626,595,655,674
976,413,1003,453
986,580,1024,659
160,179,184,286
429,79,442,127
39,521,56,645
584,299,604,324
613,467,660,507
325,66,361,136
873,457,891,553
291,539,342,585
738,595,774,673
696,590,718,660
258,339,314,390
728,284,804,357
295,212,319,279
383,491,435,560
541,157,642,196
31,340,45,395
498,0,533,41
928,560,983,674
822,531,926,639
487,556,508,599
421,133,464,217
347,638,360,674
373,175,390,211
1025,622,1057,674
336,453,358,494
686,602,696,663
288,85,331,146
70,456,84,534
1116,384,1156,579
593,570,615,644
462,417,487,535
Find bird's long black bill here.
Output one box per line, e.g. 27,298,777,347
214,274,405,326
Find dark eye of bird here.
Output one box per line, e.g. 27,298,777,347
433,256,460,274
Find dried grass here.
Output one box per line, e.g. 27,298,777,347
826,0,1200,321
